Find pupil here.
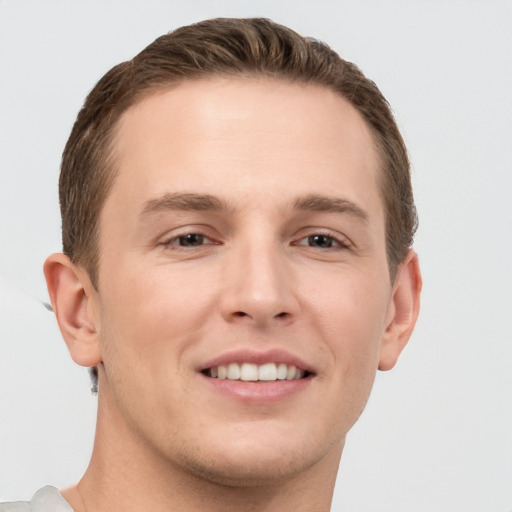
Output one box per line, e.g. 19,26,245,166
309,235,332,248
180,234,204,246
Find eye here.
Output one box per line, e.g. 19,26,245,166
162,232,215,249
295,233,349,250
176,233,206,247
307,234,335,248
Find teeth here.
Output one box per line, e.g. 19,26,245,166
218,365,227,379
227,362,240,380
258,362,277,381
240,363,258,381
276,363,288,380
207,362,306,381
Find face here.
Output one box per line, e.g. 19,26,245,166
93,78,395,484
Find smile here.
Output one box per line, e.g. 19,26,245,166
205,362,307,381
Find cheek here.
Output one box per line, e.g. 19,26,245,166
96,264,219,434
308,262,390,344
97,262,217,380
308,267,390,412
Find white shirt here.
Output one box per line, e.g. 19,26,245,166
0,487,73,512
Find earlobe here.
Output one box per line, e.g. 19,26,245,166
378,250,422,371
43,253,102,368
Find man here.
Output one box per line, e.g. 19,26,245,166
1,17,421,512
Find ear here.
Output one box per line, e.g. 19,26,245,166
378,249,422,371
43,253,102,368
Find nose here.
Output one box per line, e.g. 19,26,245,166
219,237,300,328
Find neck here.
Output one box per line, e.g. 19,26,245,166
65,386,342,512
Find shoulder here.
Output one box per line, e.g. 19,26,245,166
0,487,74,512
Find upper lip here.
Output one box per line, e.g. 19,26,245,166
199,348,314,374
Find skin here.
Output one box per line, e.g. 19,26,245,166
45,78,421,512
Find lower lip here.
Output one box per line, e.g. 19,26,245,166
201,374,313,404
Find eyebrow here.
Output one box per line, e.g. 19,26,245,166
292,194,369,222
141,192,233,217
140,192,368,222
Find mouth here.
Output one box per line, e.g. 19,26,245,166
202,362,310,381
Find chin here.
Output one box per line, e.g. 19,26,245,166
170,426,343,487
177,451,313,487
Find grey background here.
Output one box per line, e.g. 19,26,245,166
1,1,511,510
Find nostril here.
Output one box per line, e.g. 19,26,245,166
228,310,291,322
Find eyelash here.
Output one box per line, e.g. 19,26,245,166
161,230,350,251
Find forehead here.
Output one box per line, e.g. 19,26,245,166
107,77,382,217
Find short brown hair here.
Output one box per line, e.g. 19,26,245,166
61,17,417,286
